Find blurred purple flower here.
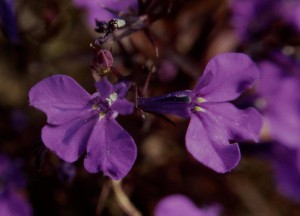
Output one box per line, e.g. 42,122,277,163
155,194,221,216
29,75,136,180
0,155,32,216
73,0,138,25
257,60,300,148
280,0,300,32
230,0,300,41
256,57,300,202
271,144,300,202
0,0,20,43
139,53,262,173
230,0,276,40
0,191,32,216
157,61,178,83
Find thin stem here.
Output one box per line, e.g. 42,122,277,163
96,179,112,216
111,180,142,216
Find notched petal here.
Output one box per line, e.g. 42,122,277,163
194,53,260,102
41,113,96,162
84,118,136,179
186,114,241,173
29,75,92,125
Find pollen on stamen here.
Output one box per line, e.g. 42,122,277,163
197,97,206,103
106,92,118,106
92,104,99,110
99,112,106,121
194,106,205,112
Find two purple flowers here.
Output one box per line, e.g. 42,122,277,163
29,53,262,179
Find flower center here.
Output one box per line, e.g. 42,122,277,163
91,92,118,120
193,97,206,112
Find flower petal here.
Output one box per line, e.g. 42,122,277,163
0,192,32,216
29,75,92,125
258,61,300,148
186,113,241,173
272,144,300,202
41,112,97,162
84,118,136,180
95,77,113,99
202,102,262,142
111,99,134,115
194,53,259,102
113,81,132,98
155,194,221,216
74,0,138,23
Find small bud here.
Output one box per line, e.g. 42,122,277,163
92,49,114,75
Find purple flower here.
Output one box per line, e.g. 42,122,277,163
230,0,300,40
186,53,262,173
29,75,136,180
257,60,300,148
154,194,221,216
157,61,178,83
279,0,300,32
138,53,262,173
230,0,275,40
0,155,32,216
255,58,300,201
0,191,32,216
0,155,25,193
271,144,300,202
73,0,138,25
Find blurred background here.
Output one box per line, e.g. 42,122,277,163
1,0,300,215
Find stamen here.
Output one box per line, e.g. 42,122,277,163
92,104,99,110
197,97,206,103
106,92,118,106
99,112,106,121
194,106,204,112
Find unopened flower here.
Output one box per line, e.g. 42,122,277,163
29,75,136,180
138,53,262,173
92,49,114,75
155,194,221,216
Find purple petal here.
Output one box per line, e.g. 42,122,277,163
202,103,262,142
73,0,138,23
41,112,97,162
111,99,134,115
29,75,92,125
194,53,259,102
84,118,136,179
258,61,300,148
0,192,32,216
280,1,300,32
272,144,300,202
230,0,275,40
113,81,132,99
95,77,113,99
186,113,241,173
155,195,221,216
